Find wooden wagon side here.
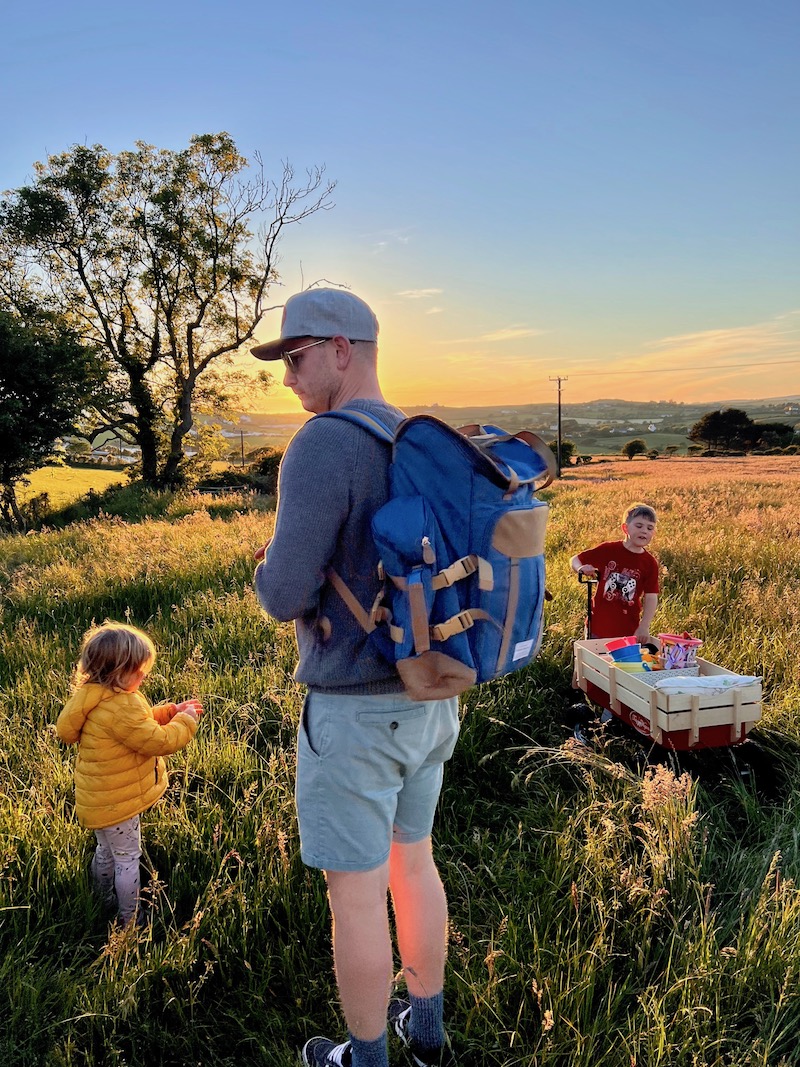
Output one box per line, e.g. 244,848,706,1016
573,639,762,751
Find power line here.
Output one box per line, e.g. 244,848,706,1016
565,357,800,377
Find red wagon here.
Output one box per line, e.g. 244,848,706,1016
572,637,761,751
572,573,761,752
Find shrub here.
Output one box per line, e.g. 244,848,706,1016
196,469,256,490
247,447,283,494
622,439,647,460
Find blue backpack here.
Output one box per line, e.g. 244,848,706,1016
321,410,556,701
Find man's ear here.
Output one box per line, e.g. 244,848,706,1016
330,335,352,369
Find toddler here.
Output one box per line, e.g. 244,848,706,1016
570,503,659,640
56,621,202,926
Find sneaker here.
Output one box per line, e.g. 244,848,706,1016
301,1036,352,1067
388,998,455,1067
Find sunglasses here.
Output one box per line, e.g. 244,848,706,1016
281,337,361,373
281,337,329,373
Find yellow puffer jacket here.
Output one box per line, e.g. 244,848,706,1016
56,683,198,830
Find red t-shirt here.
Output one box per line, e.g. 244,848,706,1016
577,540,659,638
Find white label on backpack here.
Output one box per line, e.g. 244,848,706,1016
513,639,534,661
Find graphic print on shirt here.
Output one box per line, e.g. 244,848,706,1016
601,561,640,604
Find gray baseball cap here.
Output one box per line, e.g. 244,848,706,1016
250,288,379,361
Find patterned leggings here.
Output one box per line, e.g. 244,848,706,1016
91,815,142,924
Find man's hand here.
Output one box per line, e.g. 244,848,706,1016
254,537,272,562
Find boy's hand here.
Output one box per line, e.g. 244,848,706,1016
175,699,203,719
578,564,598,577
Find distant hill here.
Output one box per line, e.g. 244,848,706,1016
222,397,800,454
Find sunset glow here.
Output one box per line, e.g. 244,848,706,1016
2,2,797,414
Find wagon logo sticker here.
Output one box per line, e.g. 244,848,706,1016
629,712,651,736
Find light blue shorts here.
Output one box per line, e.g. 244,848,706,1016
295,690,460,872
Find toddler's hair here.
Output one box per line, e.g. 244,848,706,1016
74,621,156,691
623,502,657,525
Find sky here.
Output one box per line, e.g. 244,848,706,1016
1,0,798,413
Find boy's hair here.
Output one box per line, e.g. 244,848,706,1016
75,621,156,691
623,502,657,525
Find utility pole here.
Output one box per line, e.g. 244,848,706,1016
240,429,246,468
549,376,567,477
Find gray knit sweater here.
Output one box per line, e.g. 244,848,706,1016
254,398,407,694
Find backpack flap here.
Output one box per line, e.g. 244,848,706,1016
458,424,556,491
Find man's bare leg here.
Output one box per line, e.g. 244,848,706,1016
389,836,447,998
325,861,393,1041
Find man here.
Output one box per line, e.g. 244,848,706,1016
251,289,459,1067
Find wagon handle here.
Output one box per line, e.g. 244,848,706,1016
578,570,597,639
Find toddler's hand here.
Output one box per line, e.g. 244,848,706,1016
175,699,203,720
579,564,598,577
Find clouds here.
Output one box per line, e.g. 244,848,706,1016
479,326,546,342
441,325,546,345
645,311,800,364
558,310,800,402
366,229,413,254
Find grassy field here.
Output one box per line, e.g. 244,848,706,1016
18,465,129,509
2,459,800,1066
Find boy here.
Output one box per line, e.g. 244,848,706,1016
570,503,659,640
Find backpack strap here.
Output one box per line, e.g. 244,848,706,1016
315,406,397,636
314,405,396,444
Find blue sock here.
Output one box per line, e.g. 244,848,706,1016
349,1030,388,1067
409,990,445,1051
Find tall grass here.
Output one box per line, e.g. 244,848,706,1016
2,464,800,1066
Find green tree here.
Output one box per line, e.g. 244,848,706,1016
0,309,104,530
0,134,333,488
547,437,576,467
621,438,647,460
756,422,796,448
688,408,760,451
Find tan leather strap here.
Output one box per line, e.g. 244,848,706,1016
326,568,376,634
510,431,557,489
374,604,405,644
477,558,494,590
496,559,520,669
408,580,430,653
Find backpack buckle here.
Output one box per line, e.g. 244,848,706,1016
431,610,476,641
